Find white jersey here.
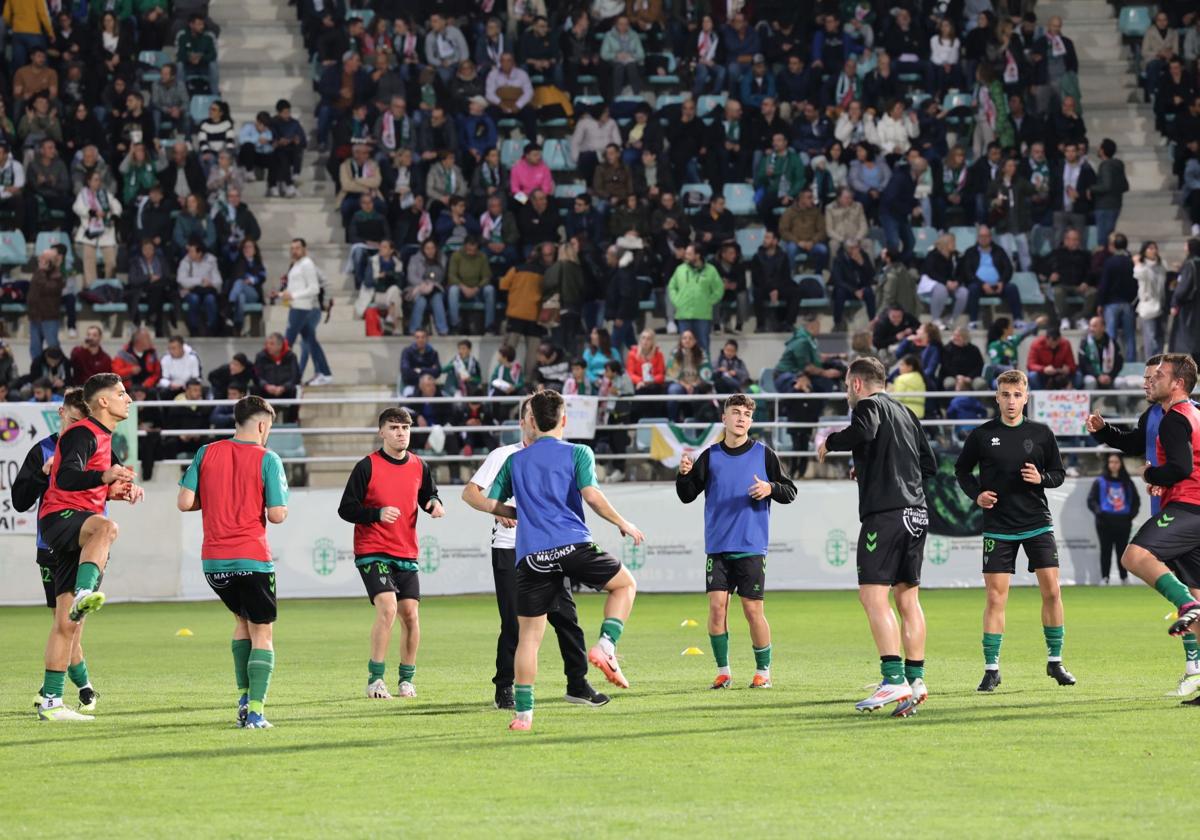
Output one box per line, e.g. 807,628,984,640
469,441,523,550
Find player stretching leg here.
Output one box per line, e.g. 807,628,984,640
463,398,609,710
1111,356,1200,663
676,394,796,689
819,358,935,717
36,373,142,721
338,408,443,700
1087,356,1200,698
13,389,99,712
956,370,1075,691
178,396,288,729
480,390,643,731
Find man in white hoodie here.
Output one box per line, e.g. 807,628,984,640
283,238,333,387
159,335,202,396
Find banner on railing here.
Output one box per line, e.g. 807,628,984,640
562,395,599,440
648,423,725,468
1031,391,1091,436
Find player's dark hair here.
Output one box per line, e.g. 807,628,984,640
378,407,413,427
529,389,564,432
498,344,516,363
83,372,121,403
61,387,90,418
996,369,1028,389
1160,354,1199,394
847,357,886,387
1146,354,1164,367
724,393,756,413
234,395,275,426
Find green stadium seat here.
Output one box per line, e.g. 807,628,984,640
1010,272,1045,305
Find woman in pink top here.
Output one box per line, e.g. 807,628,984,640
508,143,554,197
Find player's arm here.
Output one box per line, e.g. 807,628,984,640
177,445,205,511
337,457,382,523
1038,428,1066,488
674,447,711,503
484,456,517,520
954,429,984,500
822,399,881,454
417,459,444,518
55,425,129,489
262,450,289,524
574,444,643,542
1088,411,1147,454
762,446,798,504
1145,412,1193,487
917,425,938,480
11,442,48,512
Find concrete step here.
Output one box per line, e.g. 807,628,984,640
211,1,295,23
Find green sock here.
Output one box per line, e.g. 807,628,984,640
246,649,274,715
515,683,534,713
368,659,385,685
904,658,925,682
1155,573,1195,610
880,655,905,685
232,639,251,695
43,669,66,700
1043,625,1064,660
67,660,90,689
600,617,624,644
983,632,1003,667
753,644,772,671
1183,634,1200,670
74,562,100,594
398,664,415,684
709,632,730,669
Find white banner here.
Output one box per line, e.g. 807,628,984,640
562,395,598,440
1032,391,1091,436
1,479,1147,605
0,403,60,534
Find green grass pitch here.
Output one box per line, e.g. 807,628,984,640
1,587,1194,838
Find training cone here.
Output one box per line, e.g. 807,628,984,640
681,647,704,656
175,628,194,637
680,619,699,627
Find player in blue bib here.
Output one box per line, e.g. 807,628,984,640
676,394,796,689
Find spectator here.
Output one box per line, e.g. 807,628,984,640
1092,139,1129,247
111,327,162,392
873,100,919,159
214,186,261,266
158,140,206,204
890,355,927,419
127,237,178,337
1098,233,1138,361
583,327,621,386
0,142,25,236
755,133,806,226
1185,145,1200,236
751,229,798,333
26,138,73,229
986,157,1034,270
487,344,523,397
600,15,644,95
1134,241,1169,358
210,383,243,428
1169,238,1200,363
795,101,834,159
960,225,1021,327
68,326,112,386
667,243,723,356
509,142,553,199
442,339,483,397
592,143,633,210
985,316,1042,382
931,18,964,95
226,238,266,336
282,238,332,386
485,52,536,140
878,247,921,317
919,233,967,325
172,193,217,257
177,12,218,93
0,340,17,391
534,341,569,391
543,239,589,353
316,50,369,150
151,62,189,139
878,156,925,259
1141,11,1179,103
872,305,921,355
825,187,869,258
478,193,520,270
515,189,555,252
196,99,234,172
399,329,441,396
1030,16,1079,116
712,242,749,334
774,316,844,456
941,326,987,391
713,339,750,393
694,194,736,255
447,236,496,334
740,55,777,110
829,239,876,331
895,322,944,385
159,335,202,395
1026,325,1079,389
691,14,726,96
1079,316,1125,390
704,99,747,191
26,247,65,361
172,237,222,336
254,332,300,406
208,352,255,400
1088,454,1139,585
1043,227,1095,330
337,143,383,229
608,193,649,242
500,244,550,374
848,144,890,221
425,13,469,82
627,328,667,405
118,143,158,209
665,330,713,422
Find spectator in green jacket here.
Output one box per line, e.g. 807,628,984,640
754,131,806,225
667,243,724,356
177,13,218,94
447,236,496,333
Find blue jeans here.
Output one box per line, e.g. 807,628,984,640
583,300,607,331
693,61,726,96
783,241,830,273
447,284,496,330
409,291,449,335
351,245,378,290
611,318,637,353
1104,302,1137,361
11,33,48,72
881,212,914,259
183,289,219,335
674,318,711,358
1094,208,1120,249
29,318,60,360
968,280,1023,322
286,307,331,379
228,281,260,327
179,61,219,95
1029,370,1083,390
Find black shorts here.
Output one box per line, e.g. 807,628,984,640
1131,504,1200,585
706,554,766,600
37,549,57,609
857,507,928,587
357,558,421,604
516,543,622,617
39,509,96,560
982,531,1059,575
205,570,277,624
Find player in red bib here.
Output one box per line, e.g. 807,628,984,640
338,407,444,700
1119,355,1200,647
36,372,143,721
178,395,289,729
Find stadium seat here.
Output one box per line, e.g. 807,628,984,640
648,53,680,86
542,138,573,172
499,420,521,446
758,367,776,392
1030,226,1055,258
1010,272,1045,305
655,93,687,125
0,230,26,266
189,95,217,125
1118,6,1152,38
573,94,605,112
912,226,938,258
137,49,171,84
735,226,765,255
553,183,586,201
723,183,756,216
268,425,307,459
1086,225,1100,250
347,8,374,25
680,182,713,214
35,231,74,273
696,93,727,122
949,226,976,253
500,138,525,169
635,417,667,452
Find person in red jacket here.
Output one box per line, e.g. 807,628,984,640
110,328,161,391
69,326,113,386
1026,325,1080,390
626,329,667,419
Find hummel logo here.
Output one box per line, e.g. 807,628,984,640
990,437,1000,446
865,531,878,553
1158,514,1175,528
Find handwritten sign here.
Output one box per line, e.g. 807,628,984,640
1031,391,1091,435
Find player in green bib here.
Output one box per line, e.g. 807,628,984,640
178,396,289,729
